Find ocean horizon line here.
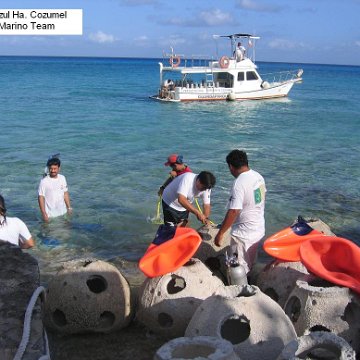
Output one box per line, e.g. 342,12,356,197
0,54,359,68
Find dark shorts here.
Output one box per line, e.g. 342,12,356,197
162,200,189,225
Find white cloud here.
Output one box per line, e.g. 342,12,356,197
134,35,149,42
237,0,283,12
120,0,159,5
89,31,116,44
268,38,298,50
158,35,186,48
161,18,184,26
199,9,235,26
158,8,235,27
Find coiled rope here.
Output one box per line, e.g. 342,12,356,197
13,286,50,360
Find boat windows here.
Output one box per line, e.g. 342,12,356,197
246,71,259,81
237,72,245,81
214,72,234,88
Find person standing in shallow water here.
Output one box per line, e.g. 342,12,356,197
38,157,72,222
0,195,35,249
215,150,266,274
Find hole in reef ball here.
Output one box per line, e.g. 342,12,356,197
173,344,214,358
86,275,108,293
167,275,186,294
99,311,115,328
264,287,279,303
158,312,174,328
285,295,302,323
221,316,251,344
309,325,330,332
52,309,67,327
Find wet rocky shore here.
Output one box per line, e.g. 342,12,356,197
0,241,166,360
1,219,358,360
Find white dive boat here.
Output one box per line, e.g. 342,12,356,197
151,33,303,102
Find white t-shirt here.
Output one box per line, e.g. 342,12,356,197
0,216,32,246
162,173,211,211
38,174,68,218
228,169,266,243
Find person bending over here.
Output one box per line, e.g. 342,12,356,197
162,171,216,227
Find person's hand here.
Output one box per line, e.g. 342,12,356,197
169,170,177,177
67,207,73,215
196,211,207,224
214,232,223,247
42,212,49,222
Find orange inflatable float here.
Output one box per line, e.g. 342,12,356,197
263,216,326,262
139,225,202,278
300,236,360,294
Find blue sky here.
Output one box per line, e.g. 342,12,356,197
1,0,360,65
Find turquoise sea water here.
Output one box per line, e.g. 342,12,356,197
0,56,359,278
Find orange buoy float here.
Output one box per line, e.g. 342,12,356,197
219,55,230,69
139,225,202,278
169,55,181,68
300,236,360,294
263,216,326,262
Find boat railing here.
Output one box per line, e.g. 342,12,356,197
185,55,214,68
260,69,302,84
161,54,214,68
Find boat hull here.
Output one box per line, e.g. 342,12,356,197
152,80,298,102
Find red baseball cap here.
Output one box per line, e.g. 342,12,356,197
164,154,183,166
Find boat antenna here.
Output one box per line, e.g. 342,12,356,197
212,35,220,58
230,35,235,57
249,35,260,62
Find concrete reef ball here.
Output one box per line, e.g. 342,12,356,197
277,331,356,360
256,260,309,308
137,258,224,339
154,336,240,360
284,274,360,354
185,285,297,360
44,259,132,334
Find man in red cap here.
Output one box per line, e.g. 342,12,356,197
158,154,192,196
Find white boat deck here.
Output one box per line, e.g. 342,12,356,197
152,33,303,102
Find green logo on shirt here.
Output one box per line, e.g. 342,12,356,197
254,188,262,204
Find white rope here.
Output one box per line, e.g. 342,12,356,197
13,286,51,360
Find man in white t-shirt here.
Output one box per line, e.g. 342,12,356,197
38,157,72,222
162,171,216,226
0,195,34,249
215,150,266,273
235,42,246,62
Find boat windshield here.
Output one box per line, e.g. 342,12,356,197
214,72,234,88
